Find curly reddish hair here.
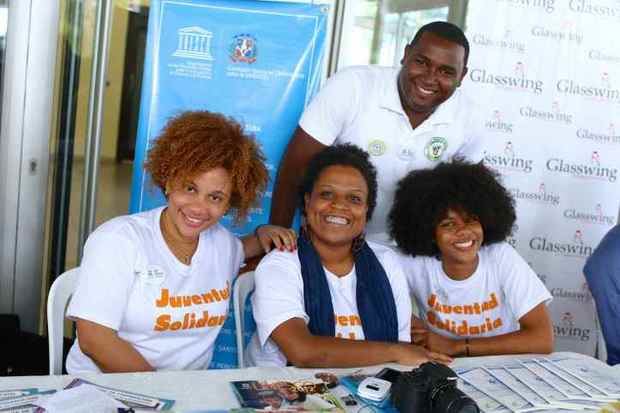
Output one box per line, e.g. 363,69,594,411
144,110,268,222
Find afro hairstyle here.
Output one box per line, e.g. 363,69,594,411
389,160,516,256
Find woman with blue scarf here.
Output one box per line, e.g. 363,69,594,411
246,144,451,367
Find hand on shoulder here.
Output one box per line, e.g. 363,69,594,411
255,225,297,253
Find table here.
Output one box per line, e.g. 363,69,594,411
0,352,618,411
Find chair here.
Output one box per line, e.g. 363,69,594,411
47,267,79,375
233,271,255,368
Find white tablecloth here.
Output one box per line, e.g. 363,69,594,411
0,352,618,411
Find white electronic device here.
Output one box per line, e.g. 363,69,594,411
357,377,392,402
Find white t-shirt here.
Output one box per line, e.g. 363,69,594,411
399,242,551,339
246,241,412,367
300,65,483,243
66,207,244,373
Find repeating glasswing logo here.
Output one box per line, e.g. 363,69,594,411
485,110,513,133
529,230,593,258
551,282,593,303
546,152,618,182
519,100,572,124
568,0,620,19
469,63,543,94
496,0,556,13
563,203,615,225
510,182,560,206
471,29,525,53
576,123,620,145
230,34,257,64
556,72,620,102
173,27,214,61
531,24,583,44
554,311,591,342
483,142,533,173
588,48,620,63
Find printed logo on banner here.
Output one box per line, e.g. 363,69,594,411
510,182,561,206
588,48,620,63
568,0,620,19
230,34,258,64
495,0,556,13
531,25,583,44
577,124,620,144
554,312,591,342
172,26,215,61
471,30,525,53
519,101,573,124
551,282,593,303
546,152,618,182
485,110,514,133
529,231,594,258
556,74,620,103
563,203,615,225
469,65,544,94
483,141,533,173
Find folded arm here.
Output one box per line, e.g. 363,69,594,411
271,318,451,368
413,303,554,356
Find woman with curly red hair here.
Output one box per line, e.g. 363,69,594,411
65,111,295,373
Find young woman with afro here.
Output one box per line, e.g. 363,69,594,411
389,160,553,357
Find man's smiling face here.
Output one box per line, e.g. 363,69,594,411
398,31,467,117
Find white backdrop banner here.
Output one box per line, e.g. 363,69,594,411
463,0,620,355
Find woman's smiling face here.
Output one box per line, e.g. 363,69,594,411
434,208,483,270
304,165,369,250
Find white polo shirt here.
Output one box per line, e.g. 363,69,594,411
300,65,483,244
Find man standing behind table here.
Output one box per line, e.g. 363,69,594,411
269,21,483,244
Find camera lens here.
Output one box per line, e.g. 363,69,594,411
431,385,480,413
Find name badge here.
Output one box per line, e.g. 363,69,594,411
137,265,166,285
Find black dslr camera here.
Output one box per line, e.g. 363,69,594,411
391,362,479,413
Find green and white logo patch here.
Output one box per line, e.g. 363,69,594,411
424,137,448,161
367,139,387,156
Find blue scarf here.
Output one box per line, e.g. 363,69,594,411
298,235,399,341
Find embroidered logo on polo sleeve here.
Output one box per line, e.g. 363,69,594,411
425,137,448,161
367,139,387,156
